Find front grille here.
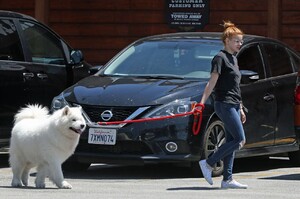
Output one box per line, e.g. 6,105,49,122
79,105,138,122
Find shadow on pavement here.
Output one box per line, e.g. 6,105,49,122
2,152,297,180
64,163,194,180
64,156,297,180
0,154,9,168
261,173,300,181
233,156,295,173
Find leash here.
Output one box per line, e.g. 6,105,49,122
98,103,205,135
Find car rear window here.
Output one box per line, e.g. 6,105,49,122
289,50,300,72
262,43,294,76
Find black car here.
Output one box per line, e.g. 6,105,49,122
52,32,300,176
0,11,92,150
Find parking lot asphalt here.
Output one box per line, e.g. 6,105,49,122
0,155,300,199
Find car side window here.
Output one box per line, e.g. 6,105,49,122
238,44,265,79
288,50,300,72
19,20,65,65
0,19,24,61
262,43,293,76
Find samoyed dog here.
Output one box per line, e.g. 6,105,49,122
9,104,86,189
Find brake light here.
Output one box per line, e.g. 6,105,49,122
295,85,300,105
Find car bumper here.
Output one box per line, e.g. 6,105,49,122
73,117,203,164
294,104,300,142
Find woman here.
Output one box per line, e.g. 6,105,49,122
199,21,248,189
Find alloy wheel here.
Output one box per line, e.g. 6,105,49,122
203,119,226,176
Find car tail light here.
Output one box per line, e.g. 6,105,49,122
295,85,300,105
294,83,300,126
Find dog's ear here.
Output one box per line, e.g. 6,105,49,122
62,106,70,116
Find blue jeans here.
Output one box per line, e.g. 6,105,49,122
206,101,246,181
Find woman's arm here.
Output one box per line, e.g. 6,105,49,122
200,72,219,104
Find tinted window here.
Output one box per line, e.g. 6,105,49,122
238,44,265,79
0,19,23,61
288,50,300,71
262,43,293,76
19,20,65,65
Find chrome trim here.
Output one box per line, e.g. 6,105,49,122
101,110,113,121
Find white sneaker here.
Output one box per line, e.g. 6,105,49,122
221,179,248,189
199,160,213,185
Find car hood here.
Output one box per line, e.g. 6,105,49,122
62,75,207,106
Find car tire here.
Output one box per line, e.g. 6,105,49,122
190,119,226,177
62,160,91,172
201,119,226,177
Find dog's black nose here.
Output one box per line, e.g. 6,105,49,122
80,124,85,129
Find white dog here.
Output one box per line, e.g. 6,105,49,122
9,104,86,189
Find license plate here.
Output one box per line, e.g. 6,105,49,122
88,128,116,145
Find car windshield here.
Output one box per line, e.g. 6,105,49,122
103,40,223,79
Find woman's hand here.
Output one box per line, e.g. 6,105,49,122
240,108,246,123
194,103,205,112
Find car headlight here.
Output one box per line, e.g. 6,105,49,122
143,98,196,118
51,93,69,110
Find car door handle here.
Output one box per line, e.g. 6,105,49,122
37,73,48,79
23,72,34,79
272,81,280,87
263,94,275,102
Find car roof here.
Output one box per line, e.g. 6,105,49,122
137,32,284,46
0,10,36,21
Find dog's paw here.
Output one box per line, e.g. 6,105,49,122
60,181,72,189
11,179,23,188
35,182,46,189
21,179,28,187
35,177,46,188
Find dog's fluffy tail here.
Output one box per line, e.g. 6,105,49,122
14,104,49,124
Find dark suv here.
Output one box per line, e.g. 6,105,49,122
52,32,300,176
0,11,92,150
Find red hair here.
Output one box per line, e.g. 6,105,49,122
221,21,244,44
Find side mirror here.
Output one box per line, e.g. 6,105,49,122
240,70,259,84
89,65,103,75
70,50,84,65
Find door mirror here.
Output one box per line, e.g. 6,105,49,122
89,65,103,75
70,50,83,65
240,70,259,84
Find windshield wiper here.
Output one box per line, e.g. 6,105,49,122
100,73,129,77
140,75,185,80
101,73,185,79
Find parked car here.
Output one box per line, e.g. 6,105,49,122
52,32,300,176
293,68,300,163
0,11,92,150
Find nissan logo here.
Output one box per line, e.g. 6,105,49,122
101,110,113,121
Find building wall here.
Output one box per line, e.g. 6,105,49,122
282,0,300,51
1,0,300,65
